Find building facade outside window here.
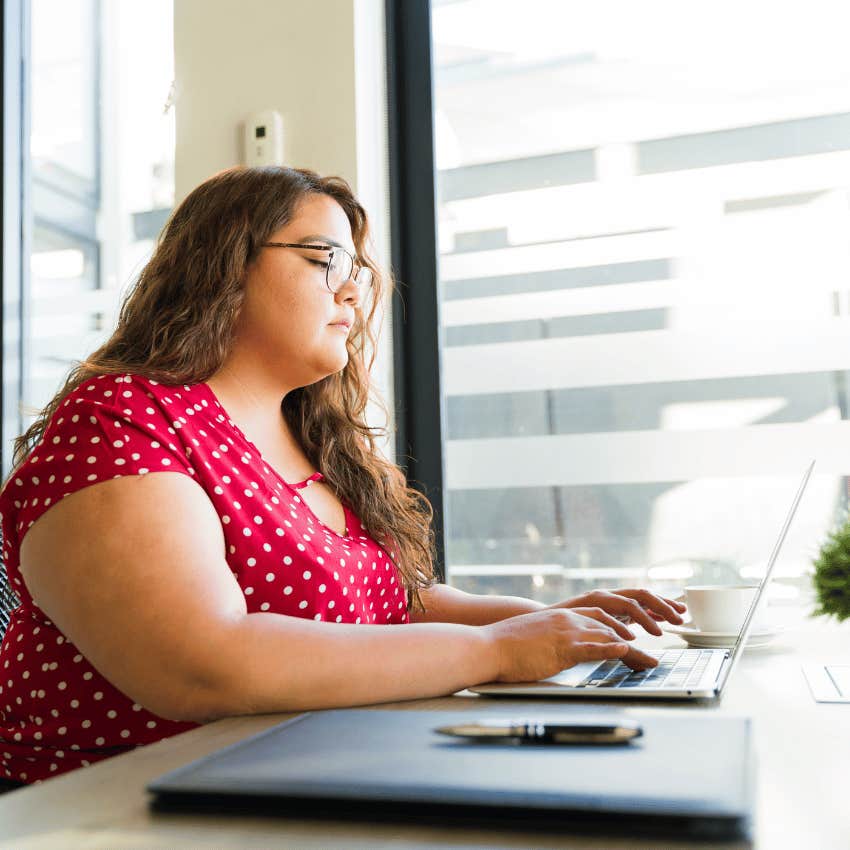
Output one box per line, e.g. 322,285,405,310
430,0,850,603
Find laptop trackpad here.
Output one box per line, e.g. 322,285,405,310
544,662,604,686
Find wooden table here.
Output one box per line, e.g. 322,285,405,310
1,608,848,849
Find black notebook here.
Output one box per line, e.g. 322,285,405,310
148,707,754,840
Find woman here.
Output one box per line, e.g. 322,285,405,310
0,166,685,786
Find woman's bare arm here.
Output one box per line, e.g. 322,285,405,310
19,473,505,722
20,473,643,724
410,584,686,634
410,583,544,625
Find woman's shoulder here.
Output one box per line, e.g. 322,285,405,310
52,373,216,433
9,373,217,480
66,373,212,410
0,374,216,532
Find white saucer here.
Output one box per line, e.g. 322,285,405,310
663,623,784,649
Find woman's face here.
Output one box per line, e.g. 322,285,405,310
236,193,362,390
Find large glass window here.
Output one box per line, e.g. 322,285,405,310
431,0,850,602
9,0,174,465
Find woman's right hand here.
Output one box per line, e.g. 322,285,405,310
481,607,658,684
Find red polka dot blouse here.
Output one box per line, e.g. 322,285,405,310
0,374,410,784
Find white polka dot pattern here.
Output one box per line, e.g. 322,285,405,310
0,374,409,785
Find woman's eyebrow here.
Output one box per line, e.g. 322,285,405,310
296,234,346,249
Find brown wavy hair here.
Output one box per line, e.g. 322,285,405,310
10,165,436,609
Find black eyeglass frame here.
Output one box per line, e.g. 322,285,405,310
261,242,373,294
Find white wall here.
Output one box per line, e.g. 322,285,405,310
173,0,395,454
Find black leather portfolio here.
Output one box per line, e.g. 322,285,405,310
148,707,754,840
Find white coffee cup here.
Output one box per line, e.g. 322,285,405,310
684,585,760,633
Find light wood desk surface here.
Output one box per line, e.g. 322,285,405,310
1,609,848,850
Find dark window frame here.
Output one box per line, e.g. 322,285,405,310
384,0,447,580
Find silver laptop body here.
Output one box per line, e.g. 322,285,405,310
471,461,814,700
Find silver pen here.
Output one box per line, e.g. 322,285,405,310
435,717,643,745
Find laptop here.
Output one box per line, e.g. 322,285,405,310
471,460,814,700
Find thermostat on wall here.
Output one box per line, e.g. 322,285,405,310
244,110,284,166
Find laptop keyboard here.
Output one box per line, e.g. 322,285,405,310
585,649,716,690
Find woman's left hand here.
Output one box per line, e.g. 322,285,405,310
547,588,687,637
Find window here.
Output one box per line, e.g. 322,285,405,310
3,0,174,474
404,0,850,601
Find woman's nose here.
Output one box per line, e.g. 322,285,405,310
335,275,360,306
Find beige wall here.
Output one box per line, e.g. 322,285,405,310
172,0,395,450
173,0,359,200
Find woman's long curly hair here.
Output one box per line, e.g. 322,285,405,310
11,166,436,609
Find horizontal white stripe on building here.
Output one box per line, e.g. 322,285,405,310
31,288,119,318
439,229,680,281
439,149,850,249
445,421,850,488
441,279,677,326
443,318,850,396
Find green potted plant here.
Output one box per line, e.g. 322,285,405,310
812,518,850,621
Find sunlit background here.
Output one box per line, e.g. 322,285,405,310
11,0,850,606
24,0,174,419
432,0,850,602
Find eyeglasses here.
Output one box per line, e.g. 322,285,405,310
261,242,374,294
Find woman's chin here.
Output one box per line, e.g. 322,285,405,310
329,349,350,373
307,353,350,384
